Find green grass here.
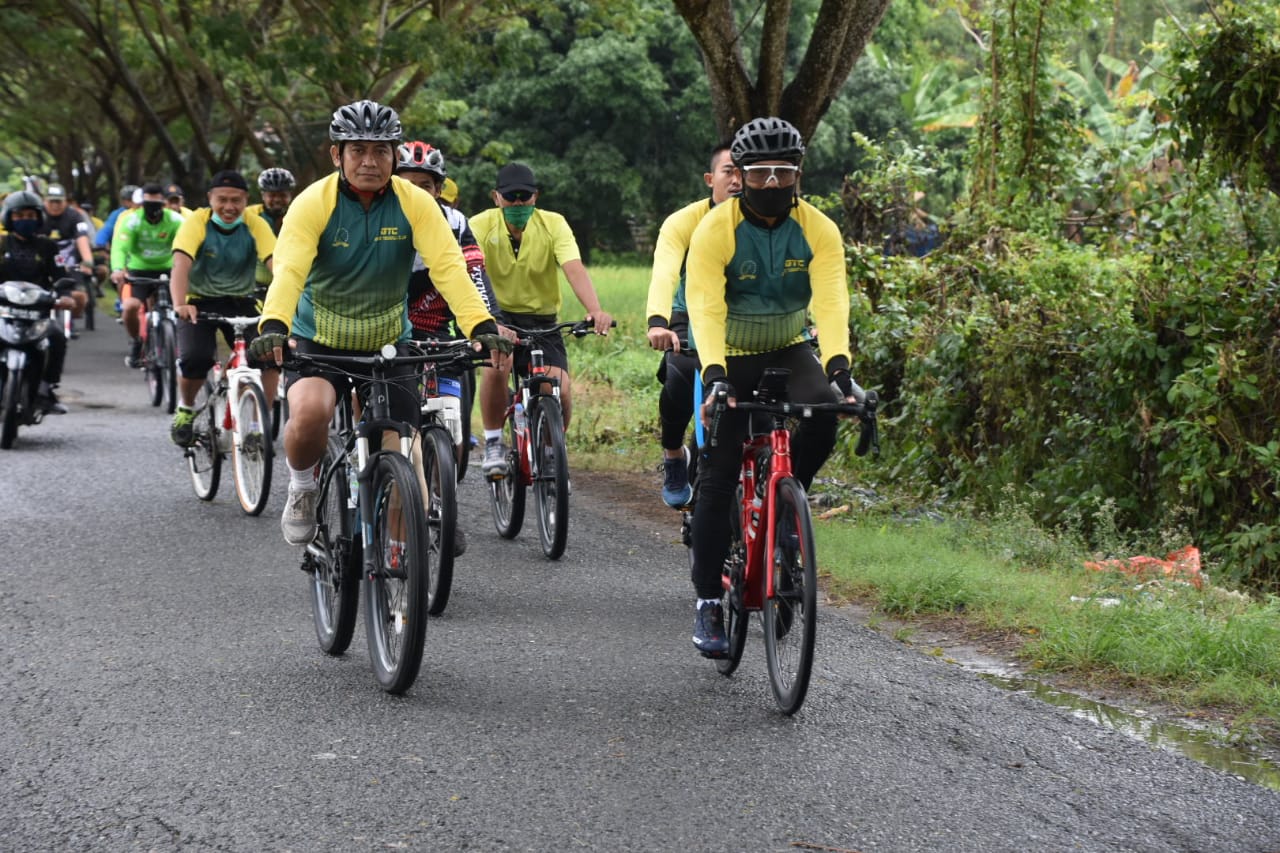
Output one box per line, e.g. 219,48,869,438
564,263,1280,734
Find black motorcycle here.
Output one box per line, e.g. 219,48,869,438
0,280,58,448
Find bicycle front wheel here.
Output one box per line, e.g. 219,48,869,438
489,415,526,539
186,379,222,500
159,319,178,414
310,435,360,655
145,322,164,407
364,452,430,694
232,382,274,515
531,401,569,560
763,476,818,715
420,426,457,616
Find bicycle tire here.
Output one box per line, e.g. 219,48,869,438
417,426,457,616
80,279,96,331
310,434,360,655
456,369,474,482
763,476,818,715
186,379,222,500
232,382,274,516
531,401,569,560
0,367,25,449
716,489,749,675
363,451,430,694
160,319,178,414
489,414,526,539
145,322,164,407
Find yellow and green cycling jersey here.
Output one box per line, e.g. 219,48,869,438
261,173,492,351
246,203,284,286
685,196,851,375
172,208,275,299
645,197,714,325
469,207,581,316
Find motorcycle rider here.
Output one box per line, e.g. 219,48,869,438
0,191,78,414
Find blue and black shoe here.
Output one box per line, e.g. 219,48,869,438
692,600,728,658
662,446,693,508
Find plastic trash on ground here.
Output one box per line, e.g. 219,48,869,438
1083,545,1205,590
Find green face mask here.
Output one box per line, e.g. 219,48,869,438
502,205,535,229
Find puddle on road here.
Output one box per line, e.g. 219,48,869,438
981,672,1280,791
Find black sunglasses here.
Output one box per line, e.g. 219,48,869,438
500,190,535,203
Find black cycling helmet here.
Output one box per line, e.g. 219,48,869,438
396,141,446,178
730,117,806,166
258,168,296,191
2,190,45,232
329,99,402,143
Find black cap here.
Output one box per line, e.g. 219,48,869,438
496,163,537,193
164,183,184,199
208,170,249,192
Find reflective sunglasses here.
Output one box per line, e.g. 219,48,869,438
741,164,801,188
501,189,536,203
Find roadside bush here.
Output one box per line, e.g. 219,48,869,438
846,208,1280,589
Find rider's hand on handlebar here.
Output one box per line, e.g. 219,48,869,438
473,332,513,370
586,311,613,336
110,269,127,287
828,369,857,402
248,332,289,365
647,327,681,353
700,379,735,429
176,304,199,323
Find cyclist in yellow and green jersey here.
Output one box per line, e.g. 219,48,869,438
645,142,741,507
167,170,278,447
469,162,612,479
250,99,509,547
683,117,862,657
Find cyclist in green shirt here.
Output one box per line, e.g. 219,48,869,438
110,182,184,368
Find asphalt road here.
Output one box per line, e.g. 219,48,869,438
3,323,1279,852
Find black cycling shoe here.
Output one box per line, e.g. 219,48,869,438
692,601,729,658
36,383,67,415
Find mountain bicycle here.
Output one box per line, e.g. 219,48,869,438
183,313,274,515
487,319,614,560
290,343,455,694
128,275,178,414
410,337,491,615
705,367,878,715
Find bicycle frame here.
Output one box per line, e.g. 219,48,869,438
202,315,266,452
505,342,561,487
734,421,795,611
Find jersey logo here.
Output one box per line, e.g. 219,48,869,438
375,226,406,243
783,258,808,274
737,260,758,281
332,227,351,248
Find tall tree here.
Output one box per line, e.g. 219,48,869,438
671,0,894,139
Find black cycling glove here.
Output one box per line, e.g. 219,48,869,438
829,369,856,400
473,332,514,355
248,327,288,362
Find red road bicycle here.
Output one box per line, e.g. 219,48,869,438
488,319,613,560
706,367,878,714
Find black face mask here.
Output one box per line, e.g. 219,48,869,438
142,200,165,222
742,186,795,220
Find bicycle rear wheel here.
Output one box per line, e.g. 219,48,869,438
310,434,360,655
763,476,818,715
489,415,526,539
232,382,274,516
419,425,457,616
364,452,430,694
716,490,749,675
186,379,222,500
531,401,569,559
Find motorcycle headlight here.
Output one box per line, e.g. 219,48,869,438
0,318,51,345
1,281,48,307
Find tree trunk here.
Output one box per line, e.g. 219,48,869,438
672,0,893,140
